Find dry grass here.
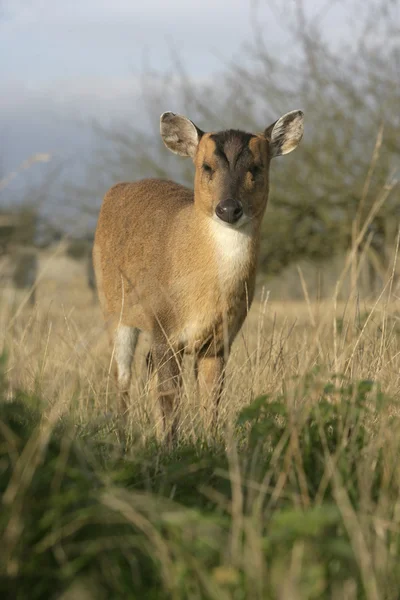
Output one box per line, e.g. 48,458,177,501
2,240,400,600
1,246,400,440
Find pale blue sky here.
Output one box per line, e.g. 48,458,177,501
1,0,349,104
2,1,278,86
0,0,349,183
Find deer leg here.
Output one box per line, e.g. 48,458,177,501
114,325,140,415
153,341,183,446
146,349,154,377
196,354,226,433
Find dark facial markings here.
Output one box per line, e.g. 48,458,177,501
209,130,260,176
210,130,252,163
202,162,214,174
249,164,262,178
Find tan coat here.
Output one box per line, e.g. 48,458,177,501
93,110,304,444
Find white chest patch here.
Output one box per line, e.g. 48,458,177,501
209,218,253,285
178,219,254,350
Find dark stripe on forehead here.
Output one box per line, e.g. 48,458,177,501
210,129,255,165
234,141,252,168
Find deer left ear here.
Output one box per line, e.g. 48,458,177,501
264,110,304,158
160,112,204,158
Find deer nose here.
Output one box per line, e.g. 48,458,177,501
215,199,243,224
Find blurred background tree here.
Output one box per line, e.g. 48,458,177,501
2,0,399,297
76,0,399,290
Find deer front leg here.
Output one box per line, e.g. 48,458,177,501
153,342,183,446
113,325,140,415
196,354,226,433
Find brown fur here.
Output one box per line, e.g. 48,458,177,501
94,175,260,353
93,110,304,444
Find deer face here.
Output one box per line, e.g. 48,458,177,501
160,110,304,230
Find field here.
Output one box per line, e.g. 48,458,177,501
1,248,400,599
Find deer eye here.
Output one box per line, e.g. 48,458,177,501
203,163,214,174
249,165,262,178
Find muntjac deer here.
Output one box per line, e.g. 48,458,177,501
93,110,304,443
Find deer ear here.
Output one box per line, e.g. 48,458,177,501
264,110,304,158
160,112,204,158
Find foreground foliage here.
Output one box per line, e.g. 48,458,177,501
1,354,400,600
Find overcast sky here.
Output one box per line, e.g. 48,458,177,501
0,0,350,185
3,1,270,82
1,0,352,109
2,1,277,105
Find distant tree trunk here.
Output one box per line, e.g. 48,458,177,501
13,250,38,306
87,250,97,303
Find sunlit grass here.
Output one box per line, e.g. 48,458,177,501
1,250,400,598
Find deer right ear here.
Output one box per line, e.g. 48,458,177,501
264,110,304,158
160,112,203,159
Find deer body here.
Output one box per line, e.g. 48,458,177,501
95,179,257,353
93,110,304,442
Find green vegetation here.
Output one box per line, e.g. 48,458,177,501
2,352,400,599
2,4,400,598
